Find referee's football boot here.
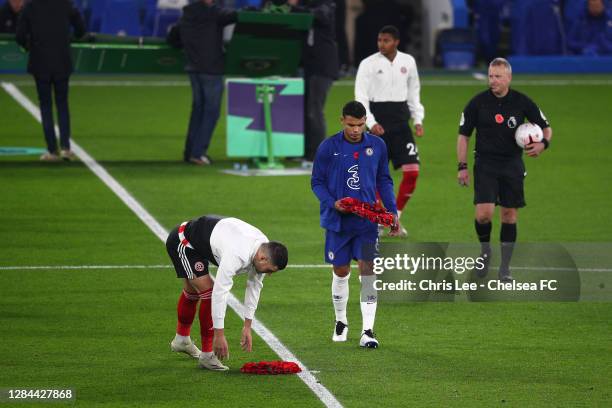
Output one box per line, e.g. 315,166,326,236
170,335,201,359
498,267,514,283
359,329,379,349
332,321,348,342
476,249,491,278
198,352,229,371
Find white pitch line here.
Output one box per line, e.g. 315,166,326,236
1,263,610,272
1,82,343,408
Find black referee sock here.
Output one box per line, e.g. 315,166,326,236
500,223,517,274
474,220,492,254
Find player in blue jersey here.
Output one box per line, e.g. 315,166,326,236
311,101,398,348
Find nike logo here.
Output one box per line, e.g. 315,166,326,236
333,153,340,156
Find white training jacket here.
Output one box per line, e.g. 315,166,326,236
210,218,268,329
355,50,425,129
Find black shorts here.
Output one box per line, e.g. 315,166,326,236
473,157,526,208
165,225,210,279
380,122,420,169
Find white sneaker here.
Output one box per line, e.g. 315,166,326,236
198,352,229,371
40,152,60,162
170,336,201,359
359,329,379,349
60,149,74,161
332,321,348,342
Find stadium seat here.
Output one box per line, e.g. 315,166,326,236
523,0,566,55
152,8,182,37
435,28,477,70
510,0,535,55
473,0,508,62
88,0,108,33
563,0,587,33
100,0,142,36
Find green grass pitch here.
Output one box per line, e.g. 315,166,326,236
0,73,611,407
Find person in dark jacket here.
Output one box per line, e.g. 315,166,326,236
567,0,612,55
295,0,339,163
16,0,86,161
0,0,23,33
167,0,237,166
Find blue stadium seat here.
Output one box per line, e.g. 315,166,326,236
510,0,534,55
100,0,142,36
152,8,181,37
563,0,586,33
473,0,508,62
436,28,477,70
522,0,566,55
88,0,108,32
141,0,159,36
234,0,262,8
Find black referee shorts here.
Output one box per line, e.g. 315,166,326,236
165,225,210,279
380,122,420,169
473,157,526,208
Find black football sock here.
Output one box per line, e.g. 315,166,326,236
475,220,492,254
500,223,517,276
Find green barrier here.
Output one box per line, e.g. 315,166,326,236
0,33,184,74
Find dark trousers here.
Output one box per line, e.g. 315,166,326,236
184,73,223,160
304,75,334,161
34,76,71,153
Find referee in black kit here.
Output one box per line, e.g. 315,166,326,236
456,58,552,281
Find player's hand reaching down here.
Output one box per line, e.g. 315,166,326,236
240,325,253,352
213,329,229,360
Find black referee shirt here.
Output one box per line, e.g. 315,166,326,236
459,89,550,160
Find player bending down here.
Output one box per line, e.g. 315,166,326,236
165,215,288,370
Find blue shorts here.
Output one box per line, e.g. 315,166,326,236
324,228,379,266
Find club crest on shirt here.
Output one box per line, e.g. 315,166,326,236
194,262,205,272
507,116,517,128
400,66,407,74
347,164,360,190
365,147,374,156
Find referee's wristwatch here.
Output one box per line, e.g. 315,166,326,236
541,138,549,149
458,162,468,171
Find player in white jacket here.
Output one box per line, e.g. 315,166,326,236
165,215,288,370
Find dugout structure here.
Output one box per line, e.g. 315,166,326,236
0,33,183,74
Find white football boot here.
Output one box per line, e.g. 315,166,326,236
198,352,229,371
332,321,348,342
359,329,379,349
170,335,201,359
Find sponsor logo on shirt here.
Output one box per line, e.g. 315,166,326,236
507,116,517,128
347,164,360,190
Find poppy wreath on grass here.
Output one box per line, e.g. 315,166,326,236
240,361,302,375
